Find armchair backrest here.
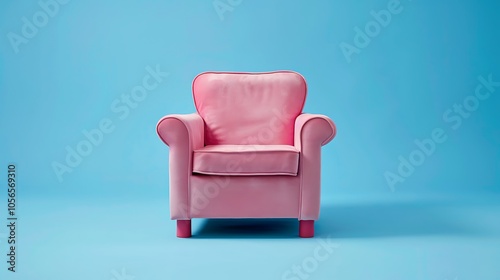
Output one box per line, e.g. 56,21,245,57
192,71,307,145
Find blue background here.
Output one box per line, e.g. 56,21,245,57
0,0,499,279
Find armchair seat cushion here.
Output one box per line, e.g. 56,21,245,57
193,145,299,176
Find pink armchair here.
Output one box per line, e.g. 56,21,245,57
156,71,336,238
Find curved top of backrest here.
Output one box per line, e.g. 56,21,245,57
192,71,307,145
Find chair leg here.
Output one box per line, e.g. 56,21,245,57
299,220,314,238
177,220,191,238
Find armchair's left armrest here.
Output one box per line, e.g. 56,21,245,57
294,113,336,149
294,113,336,221
156,113,204,220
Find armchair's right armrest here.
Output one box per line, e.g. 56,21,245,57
157,113,204,148
156,113,204,220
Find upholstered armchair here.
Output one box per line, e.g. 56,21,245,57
156,71,336,238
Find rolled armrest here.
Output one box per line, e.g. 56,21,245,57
294,113,336,149
156,113,204,220
294,113,336,220
157,113,205,149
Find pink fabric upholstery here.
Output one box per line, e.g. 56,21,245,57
193,71,306,145
157,113,204,220
294,114,336,220
190,175,300,218
156,71,336,237
193,145,299,176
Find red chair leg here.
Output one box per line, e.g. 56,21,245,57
177,220,191,238
299,220,314,238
